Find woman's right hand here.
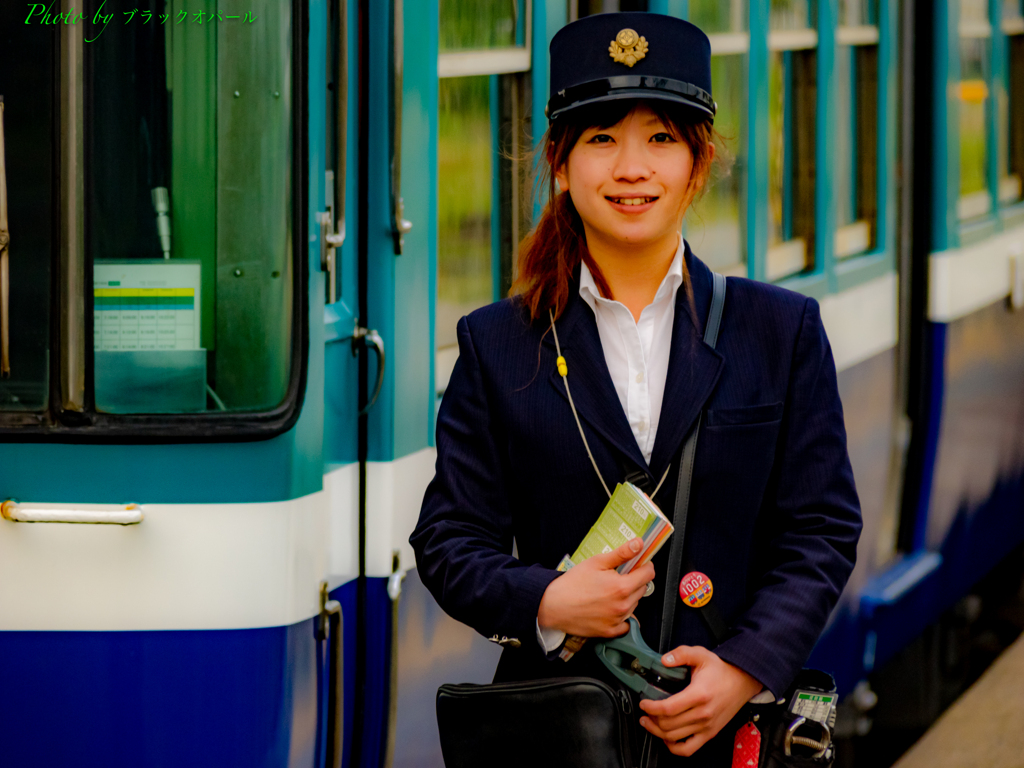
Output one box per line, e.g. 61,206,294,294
537,538,656,638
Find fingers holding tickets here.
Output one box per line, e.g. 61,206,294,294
537,538,656,639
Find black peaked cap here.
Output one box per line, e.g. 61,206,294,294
548,12,715,123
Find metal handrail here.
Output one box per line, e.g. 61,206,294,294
390,0,412,254
1,501,144,525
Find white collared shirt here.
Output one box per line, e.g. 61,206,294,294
578,239,684,467
536,239,684,654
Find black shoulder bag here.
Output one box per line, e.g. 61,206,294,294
436,274,836,768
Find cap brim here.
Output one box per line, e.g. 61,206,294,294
549,89,715,123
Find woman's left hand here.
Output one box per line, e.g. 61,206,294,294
637,646,764,757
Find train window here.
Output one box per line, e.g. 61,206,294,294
838,0,876,25
770,0,814,30
0,9,53,414
86,0,295,414
767,2,818,282
435,4,531,399
436,76,494,395
686,1,748,276
440,0,520,50
690,0,746,34
958,0,994,221
834,2,880,259
1000,2,1024,205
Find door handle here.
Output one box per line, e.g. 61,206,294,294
390,0,412,254
351,326,385,416
317,581,343,768
0,95,11,377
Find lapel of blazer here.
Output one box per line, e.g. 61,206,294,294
545,288,649,473
647,249,726,477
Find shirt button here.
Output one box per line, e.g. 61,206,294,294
636,372,645,383
638,420,648,432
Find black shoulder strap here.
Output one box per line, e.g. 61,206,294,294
657,271,727,653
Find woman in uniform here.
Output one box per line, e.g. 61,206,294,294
411,12,861,765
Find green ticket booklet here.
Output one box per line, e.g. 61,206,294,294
561,482,674,576
554,482,673,661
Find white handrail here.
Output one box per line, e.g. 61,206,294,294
1,500,143,525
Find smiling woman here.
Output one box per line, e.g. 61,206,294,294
414,12,860,768
512,100,716,322
553,104,711,319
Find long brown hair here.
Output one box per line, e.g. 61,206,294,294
510,99,718,323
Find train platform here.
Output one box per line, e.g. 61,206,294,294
893,632,1024,768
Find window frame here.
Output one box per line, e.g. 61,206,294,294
833,19,881,261
766,24,820,282
687,31,750,278
955,0,1024,241
0,0,309,442
434,2,532,400
998,3,1024,211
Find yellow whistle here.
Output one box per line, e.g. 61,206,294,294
556,356,568,377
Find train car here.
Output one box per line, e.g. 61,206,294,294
0,1,1022,767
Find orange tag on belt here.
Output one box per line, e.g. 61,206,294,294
679,571,713,608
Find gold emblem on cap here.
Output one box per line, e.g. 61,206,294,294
609,28,648,68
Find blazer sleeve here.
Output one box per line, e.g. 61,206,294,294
409,314,560,652
713,297,862,697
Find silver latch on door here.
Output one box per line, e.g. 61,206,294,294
351,324,385,416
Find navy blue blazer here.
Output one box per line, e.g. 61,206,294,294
411,247,861,750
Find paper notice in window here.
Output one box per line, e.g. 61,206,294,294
93,260,202,352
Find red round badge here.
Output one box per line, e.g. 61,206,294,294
679,571,713,608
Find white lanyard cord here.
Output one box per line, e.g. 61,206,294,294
548,309,671,500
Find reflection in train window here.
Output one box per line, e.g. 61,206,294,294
767,43,817,281
0,8,52,413
958,0,993,221
689,0,748,34
436,75,493,398
835,7,880,259
770,0,814,31
1001,4,1024,206
838,0,876,25
439,0,519,51
87,0,294,414
686,53,747,276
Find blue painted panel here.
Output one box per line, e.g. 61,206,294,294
816,0,837,291
807,608,864,697
339,577,394,768
322,0,362,466
0,622,318,768
531,0,567,159
392,0,439,460
933,0,958,251
647,0,688,17
0,432,321,504
914,322,948,551
747,0,770,282
335,579,358,768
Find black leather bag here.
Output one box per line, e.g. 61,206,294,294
436,677,639,768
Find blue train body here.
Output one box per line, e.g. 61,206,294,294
1,1,1023,766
